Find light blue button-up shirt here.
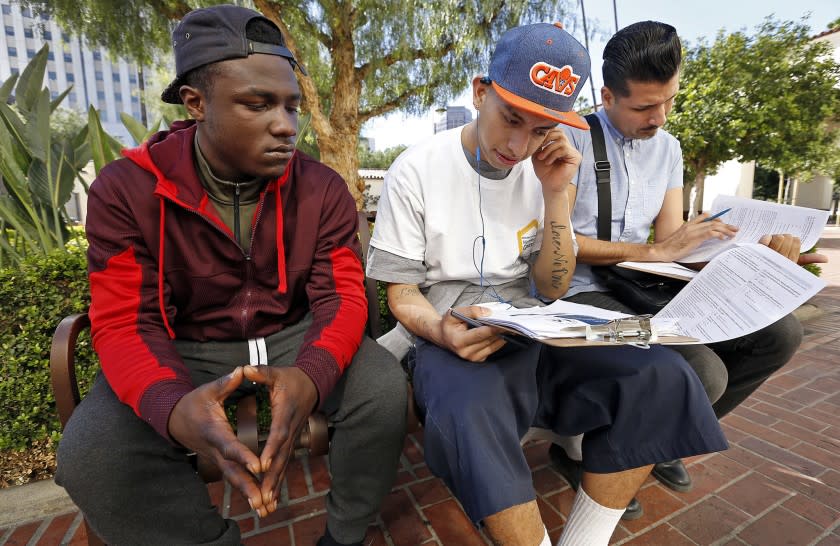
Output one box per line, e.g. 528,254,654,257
563,108,684,297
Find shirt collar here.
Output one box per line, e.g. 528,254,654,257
596,108,636,147
193,136,265,205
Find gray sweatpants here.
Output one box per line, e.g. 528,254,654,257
56,317,407,545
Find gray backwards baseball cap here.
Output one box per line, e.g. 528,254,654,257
161,4,305,104
488,22,590,129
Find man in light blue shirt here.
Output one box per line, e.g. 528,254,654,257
564,105,684,297
555,20,822,512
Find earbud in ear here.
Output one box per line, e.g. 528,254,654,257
480,77,492,85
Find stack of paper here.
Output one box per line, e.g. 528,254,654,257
615,195,828,284
472,300,627,339
466,243,825,346
678,195,828,263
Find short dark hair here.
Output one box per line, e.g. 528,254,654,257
183,18,285,99
602,21,681,97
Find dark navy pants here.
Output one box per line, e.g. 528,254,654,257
412,339,727,524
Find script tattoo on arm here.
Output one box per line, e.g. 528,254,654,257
549,221,570,289
398,286,421,298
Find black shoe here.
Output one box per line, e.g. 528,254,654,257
548,444,643,521
316,527,363,546
548,443,583,490
652,459,693,493
623,497,643,520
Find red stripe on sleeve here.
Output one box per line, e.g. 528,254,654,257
312,246,367,369
89,246,178,415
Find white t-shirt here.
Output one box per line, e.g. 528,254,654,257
371,128,549,289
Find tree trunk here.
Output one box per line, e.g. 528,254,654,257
776,170,785,203
257,0,366,210
688,169,706,219
318,129,365,209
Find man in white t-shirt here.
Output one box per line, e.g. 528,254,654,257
367,23,727,546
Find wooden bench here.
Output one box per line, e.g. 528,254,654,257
49,211,416,545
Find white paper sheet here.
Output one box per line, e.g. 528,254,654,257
678,195,830,263
616,261,698,281
653,243,825,343
473,243,824,345
474,300,629,338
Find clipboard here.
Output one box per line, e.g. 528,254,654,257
450,308,698,349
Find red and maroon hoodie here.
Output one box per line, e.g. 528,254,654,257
85,120,367,441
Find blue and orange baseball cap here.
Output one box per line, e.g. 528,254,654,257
487,23,590,130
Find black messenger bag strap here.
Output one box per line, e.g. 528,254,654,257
585,113,611,242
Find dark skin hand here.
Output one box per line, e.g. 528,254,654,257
168,368,264,513
168,366,317,518
241,365,317,515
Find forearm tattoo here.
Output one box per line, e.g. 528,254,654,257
549,221,570,289
398,286,421,298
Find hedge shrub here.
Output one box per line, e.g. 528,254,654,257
0,245,96,450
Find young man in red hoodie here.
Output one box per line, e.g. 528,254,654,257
55,6,406,545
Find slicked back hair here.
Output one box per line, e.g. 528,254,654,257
602,21,681,97
183,18,285,100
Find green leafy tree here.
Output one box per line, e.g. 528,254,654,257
358,144,406,169
668,18,840,216
50,107,88,144
35,0,572,208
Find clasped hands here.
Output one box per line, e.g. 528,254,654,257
168,365,318,518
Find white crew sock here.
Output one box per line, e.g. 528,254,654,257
556,487,625,546
539,526,551,546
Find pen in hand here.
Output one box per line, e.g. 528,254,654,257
703,207,732,222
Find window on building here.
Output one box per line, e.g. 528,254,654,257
48,71,56,80
47,51,54,60
69,92,77,104
2,5,11,15
50,90,58,99
93,51,101,61
131,95,139,103
10,67,19,75
62,32,69,42
66,73,74,82
114,92,122,102
27,49,35,59
63,53,72,63
43,30,52,40
95,71,103,80
4,25,13,36
8,47,16,56
24,27,33,38
22,7,32,18
112,72,120,82
129,74,137,84
96,91,105,100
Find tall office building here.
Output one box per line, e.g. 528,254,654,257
0,1,146,143
434,105,473,133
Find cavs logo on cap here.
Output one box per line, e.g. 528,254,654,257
530,62,580,97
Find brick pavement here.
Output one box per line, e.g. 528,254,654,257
3,228,840,546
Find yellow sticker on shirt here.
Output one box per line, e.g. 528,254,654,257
517,219,539,255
